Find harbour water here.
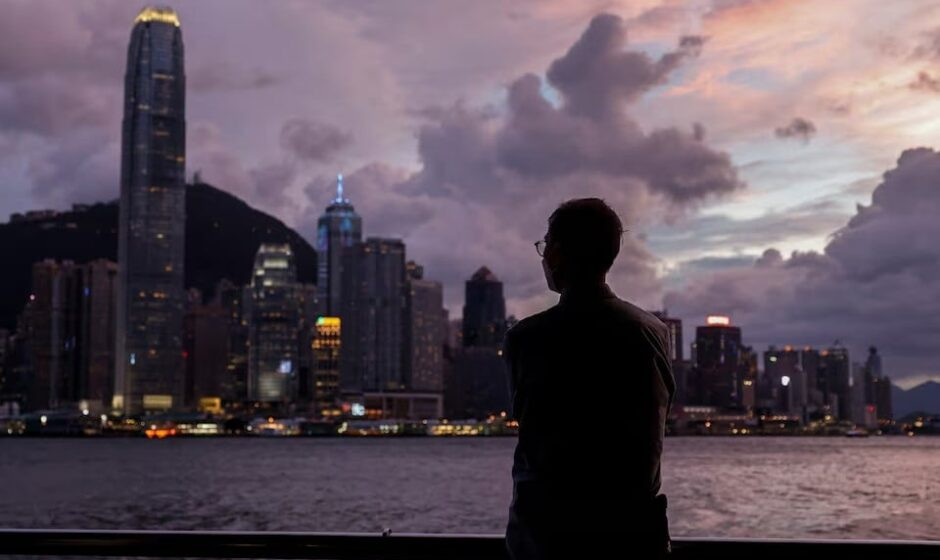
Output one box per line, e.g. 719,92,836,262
1,436,937,540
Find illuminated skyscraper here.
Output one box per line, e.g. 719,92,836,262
114,7,186,414
764,345,805,416
248,244,300,403
689,315,750,409
316,175,362,316
312,316,341,416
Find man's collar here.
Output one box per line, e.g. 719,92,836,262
559,283,616,305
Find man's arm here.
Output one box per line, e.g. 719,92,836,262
503,327,521,421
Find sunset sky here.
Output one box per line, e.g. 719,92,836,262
3,0,940,385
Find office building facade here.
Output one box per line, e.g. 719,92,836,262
114,7,187,414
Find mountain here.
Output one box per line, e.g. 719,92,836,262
892,381,940,418
0,182,317,329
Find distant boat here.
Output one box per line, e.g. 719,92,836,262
144,422,177,439
845,428,869,438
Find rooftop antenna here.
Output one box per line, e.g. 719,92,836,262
335,173,344,203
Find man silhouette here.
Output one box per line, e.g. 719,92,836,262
504,198,675,559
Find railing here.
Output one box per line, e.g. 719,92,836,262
2,529,940,559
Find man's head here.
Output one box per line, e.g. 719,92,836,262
541,198,623,292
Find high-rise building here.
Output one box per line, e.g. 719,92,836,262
689,315,750,409
818,345,850,420
312,316,341,416
247,244,300,404
114,7,187,415
295,283,319,406
404,261,445,392
864,347,893,422
183,302,229,407
0,329,10,402
444,266,510,418
78,260,119,409
215,279,249,402
652,311,687,404
764,345,805,417
340,238,406,392
22,260,117,412
651,311,683,362
462,267,506,348
316,174,362,317
874,375,894,422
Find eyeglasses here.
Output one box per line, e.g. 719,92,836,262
534,239,547,257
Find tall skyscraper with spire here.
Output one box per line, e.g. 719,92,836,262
114,7,186,414
316,174,362,316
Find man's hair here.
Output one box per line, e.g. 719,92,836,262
547,198,623,275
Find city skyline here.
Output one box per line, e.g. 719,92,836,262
3,2,940,386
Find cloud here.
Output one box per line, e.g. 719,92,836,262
190,117,353,216
189,63,281,92
774,117,817,142
301,13,742,314
665,148,940,382
649,197,849,260
279,118,353,163
909,71,940,93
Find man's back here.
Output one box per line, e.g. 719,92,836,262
504,284,675,558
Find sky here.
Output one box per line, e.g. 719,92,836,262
3,0,940,387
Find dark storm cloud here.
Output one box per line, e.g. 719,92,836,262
545,14,698,118
909,71,940,93
774,117,817,142
279,118,353,163
665,148,940,382
302,13,742,312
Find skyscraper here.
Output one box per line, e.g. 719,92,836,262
247,244,300,404
689,315,750,409
23,260,117,412
340,238,406,392
764,345,805,416
316,175,362,317
114,7,186,414
444,267,509,418
462,267,506,348
818,345,850,420
652,311,687,404
312,316,341,416
865,346,893,422
652,311,683,362
404,261,445,392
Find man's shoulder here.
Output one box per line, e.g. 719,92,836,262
505,306,561,344
607,298,670,338
510,307,559,333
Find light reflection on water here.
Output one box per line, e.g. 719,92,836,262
0,436,937,539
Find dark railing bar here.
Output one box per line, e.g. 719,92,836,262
2,529,940,559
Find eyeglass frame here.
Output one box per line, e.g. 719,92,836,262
534,230,626,257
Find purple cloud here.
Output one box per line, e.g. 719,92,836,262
302,13,742,314
666,148,940,382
